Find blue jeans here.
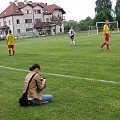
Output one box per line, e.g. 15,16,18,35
29,94,53,105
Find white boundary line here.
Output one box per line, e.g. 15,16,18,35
0,66,120,85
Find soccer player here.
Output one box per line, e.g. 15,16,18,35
6,30,15,56
100,20,111,50
69,27,76,46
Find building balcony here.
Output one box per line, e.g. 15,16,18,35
51,15,65,21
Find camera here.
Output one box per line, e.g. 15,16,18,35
41,78,46,81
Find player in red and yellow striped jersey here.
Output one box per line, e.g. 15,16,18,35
6,30,15,56
100,20,111,50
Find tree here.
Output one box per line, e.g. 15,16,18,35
95,0,112,14
115,0,120,27
64,20,80,33
95,0,113,22
94,11,107,22
64,17,94,32
79,17,94,30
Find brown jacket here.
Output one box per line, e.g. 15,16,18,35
24,72,44,99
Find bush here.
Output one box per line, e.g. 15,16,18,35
0,37,6,41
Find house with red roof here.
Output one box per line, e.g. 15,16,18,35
0,0,66,37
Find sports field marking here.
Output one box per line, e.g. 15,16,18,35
0,65,120,85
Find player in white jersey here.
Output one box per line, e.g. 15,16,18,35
69,27,76,46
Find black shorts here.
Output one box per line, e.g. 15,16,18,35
70,35,74,40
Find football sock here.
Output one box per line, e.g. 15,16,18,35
73,41,75,45
106,44,109,50
101,42,106,48
13,50,15,55
8,50,11,55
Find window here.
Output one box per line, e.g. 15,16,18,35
34,10,37,14
35,19,41,23
34,10,41,14
37,10,41,14
53,29,55,32
25,19,32,23
17,29,21,33
26,28,33,32
9,20,11,25
25,9,32,14
46,18,49,22
16,19,20,24
29,10,32,14
4,21,6,25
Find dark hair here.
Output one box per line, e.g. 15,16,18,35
9,30,12,34
29,64,40,71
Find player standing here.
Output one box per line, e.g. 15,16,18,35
6,30,15,56
69,27,76,46
100,20,111,50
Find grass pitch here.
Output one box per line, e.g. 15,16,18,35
0,33,120,120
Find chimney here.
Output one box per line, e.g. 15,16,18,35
45,3,48,13
24,0,27,4
14,0,18,6
28,1,32,4
9,2,12,4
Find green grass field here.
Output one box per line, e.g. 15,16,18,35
0,32,120,120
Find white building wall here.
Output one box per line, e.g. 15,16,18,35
52,10,64,34
12,15,25,36
61,22,64,33
56,25,60,34
0,18,4,26
0,16,14,36
17,5,35,36
44,14,50,22
7,17,14,32
51,26,56,35
55,22,64,34
21,5,34,26
52,10,63,19
33,6,44,22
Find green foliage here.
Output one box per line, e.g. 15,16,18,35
95,0,112,13
94,11,113,23
115,0,120,27
95,0,113,22
94,11,107,22
0,37,6,41
64,17,94,31
79,17,94,30
64,21,80,32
